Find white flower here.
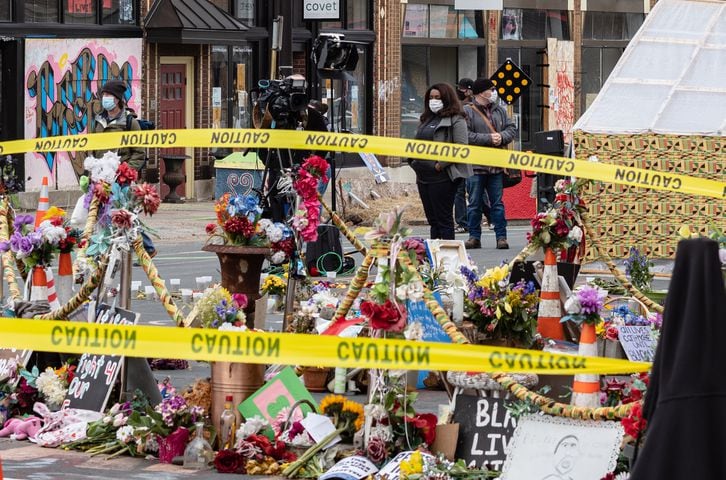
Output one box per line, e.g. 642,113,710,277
568,225,583,243
236,416,268,440
404,322,424,342
108,403,121,416
144,435,159,453
270,251,287,265
102,416,112,424
395,284,409,301
257,219,272,232
564,295,581,314
36,368,67,405
364,403,388,422
266,224,283,243
40,224,67,245
444,271,466,290
84,151,121,184
112,413,127,427
407,281,425,301
116,425,134,444
218,323,247,332
370,425,393,442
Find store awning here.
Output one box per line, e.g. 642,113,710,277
145,0,249,45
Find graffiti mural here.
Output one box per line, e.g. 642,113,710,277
24,38,142,190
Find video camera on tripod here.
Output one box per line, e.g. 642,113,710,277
252,76,309,130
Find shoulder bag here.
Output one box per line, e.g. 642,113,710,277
469,105,522,188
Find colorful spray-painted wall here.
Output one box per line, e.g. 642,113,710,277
24,38,142,191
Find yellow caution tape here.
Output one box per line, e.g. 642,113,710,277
0,129,723,198
0,319,650,375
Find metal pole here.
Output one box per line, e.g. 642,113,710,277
118,250,132,310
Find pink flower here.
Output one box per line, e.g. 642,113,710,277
133,183,161,215
232,293,248,309
116,162,138,185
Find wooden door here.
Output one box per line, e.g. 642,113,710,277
159,64,187,199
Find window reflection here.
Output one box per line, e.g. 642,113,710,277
25,0,59,22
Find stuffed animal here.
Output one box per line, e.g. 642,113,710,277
0,416,43,440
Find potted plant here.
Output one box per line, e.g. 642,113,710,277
261,274,286,313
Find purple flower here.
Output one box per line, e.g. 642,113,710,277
12,214,34,231
17,236,35,257
576,285,605,315
28,231,43,246
9,231,23,251
0,240,10,253
460,265,479,286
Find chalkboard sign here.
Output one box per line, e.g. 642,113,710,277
453,395,518,471
407,294,450,388
0,348,32,382
63,304,139,412
617,326,655,362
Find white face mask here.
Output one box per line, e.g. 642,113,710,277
489,90,498,104
102,95,117,111
429,99,444,113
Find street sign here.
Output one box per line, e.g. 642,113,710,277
304,0,341,20
491,59,532,105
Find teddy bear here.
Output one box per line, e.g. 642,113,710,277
0,416,43,440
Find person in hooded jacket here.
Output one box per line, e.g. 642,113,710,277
92,80,145,171
408,83,472,240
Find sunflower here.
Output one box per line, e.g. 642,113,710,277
319,394,346,418
341,399,365,432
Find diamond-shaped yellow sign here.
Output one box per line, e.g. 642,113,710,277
491,59,532,105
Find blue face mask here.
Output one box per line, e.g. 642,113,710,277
101,96,117,111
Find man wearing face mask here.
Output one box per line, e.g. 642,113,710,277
463,78,517,250
92,80,145,171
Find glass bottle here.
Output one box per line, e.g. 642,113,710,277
183,421,214,470
219,395,236,450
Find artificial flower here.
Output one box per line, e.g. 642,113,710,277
214,449,246,474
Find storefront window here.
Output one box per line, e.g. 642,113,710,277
503,9,570,40
0,1,11,22
430,5,457,39
403,4,428,37
231,46,253,128
236,0,254,25
347,0,368,30
102,0,135,24
458,11,484,39
211,45,253,133
25,0,59,22
64,0,97,24
583,12,644,40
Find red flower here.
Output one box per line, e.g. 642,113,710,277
93,181,111,203
205,223,217,235
621,402,647,438
361,300,406,333
133,183,161,215
111,209,134,230
116,162,138,185
404,413,437,445
302,155,329,181
214,449,246,474
224,216,255,238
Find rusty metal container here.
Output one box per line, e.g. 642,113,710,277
210,361,265,440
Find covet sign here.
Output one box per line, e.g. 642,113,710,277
303,0,340,20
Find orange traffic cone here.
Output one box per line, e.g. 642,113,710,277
30,266,48,302
537,248,565,340
35,176,50,227
56,251,74,305
571,323,600,407
45,267,60,310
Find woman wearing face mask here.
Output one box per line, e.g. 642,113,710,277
92,80,145,171
408,83,472,240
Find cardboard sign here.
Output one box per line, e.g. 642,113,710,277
617,326,655,362
0,348,32,382
407,294,450,388
320,455,378,480
453,395,517,471
63,304,138,412
501,415,624,480
238,366,317,435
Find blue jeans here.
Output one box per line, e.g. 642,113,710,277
467,172,507,241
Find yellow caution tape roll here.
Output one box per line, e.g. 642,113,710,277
0,129,723,198
0,318,651,375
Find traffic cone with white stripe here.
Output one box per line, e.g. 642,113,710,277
571,323,600,407
56,251,74,305
29,266,48,302
45,267,61,309
35,177,50,228
537,248,565,340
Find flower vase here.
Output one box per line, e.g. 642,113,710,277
302,367,330,392
210,361,265,444
157,426,190,463
201,244,271,325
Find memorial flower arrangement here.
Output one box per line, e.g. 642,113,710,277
19,363,75,409
596,305,662,342
291,155,328,242
207,193,295,264
261,274,287,297
623,247,654,292
527,204,583,253
0,213,71,270
462,264,540,347
195,286,249,330
562,284,607,326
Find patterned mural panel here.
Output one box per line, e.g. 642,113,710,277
574,133,725,259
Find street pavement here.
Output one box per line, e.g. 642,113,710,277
1,200,671,478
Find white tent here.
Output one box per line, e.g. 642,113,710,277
574,0,726,136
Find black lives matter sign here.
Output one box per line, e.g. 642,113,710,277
453,395,517,471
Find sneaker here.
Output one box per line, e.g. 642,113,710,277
496,238,510,250
455,225,468,234
465,238,481,249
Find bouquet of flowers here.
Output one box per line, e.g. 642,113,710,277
207,193,295,265
597,304,662,343
462,264,540,347
291,155,329,242
261,274,286,297
623,246,654,292
20,363,75,409
562,284,607,326
0,213,66,270
195,286,249,330
527,204,583,253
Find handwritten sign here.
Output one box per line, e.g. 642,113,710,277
63,304,138,412
407,294,450,388
0,349,32,382
453,395,517,471
616,326,655,362
320,455,378,480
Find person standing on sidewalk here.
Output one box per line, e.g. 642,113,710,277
463,78,517,250
408,83,472,240
454,78,474,234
